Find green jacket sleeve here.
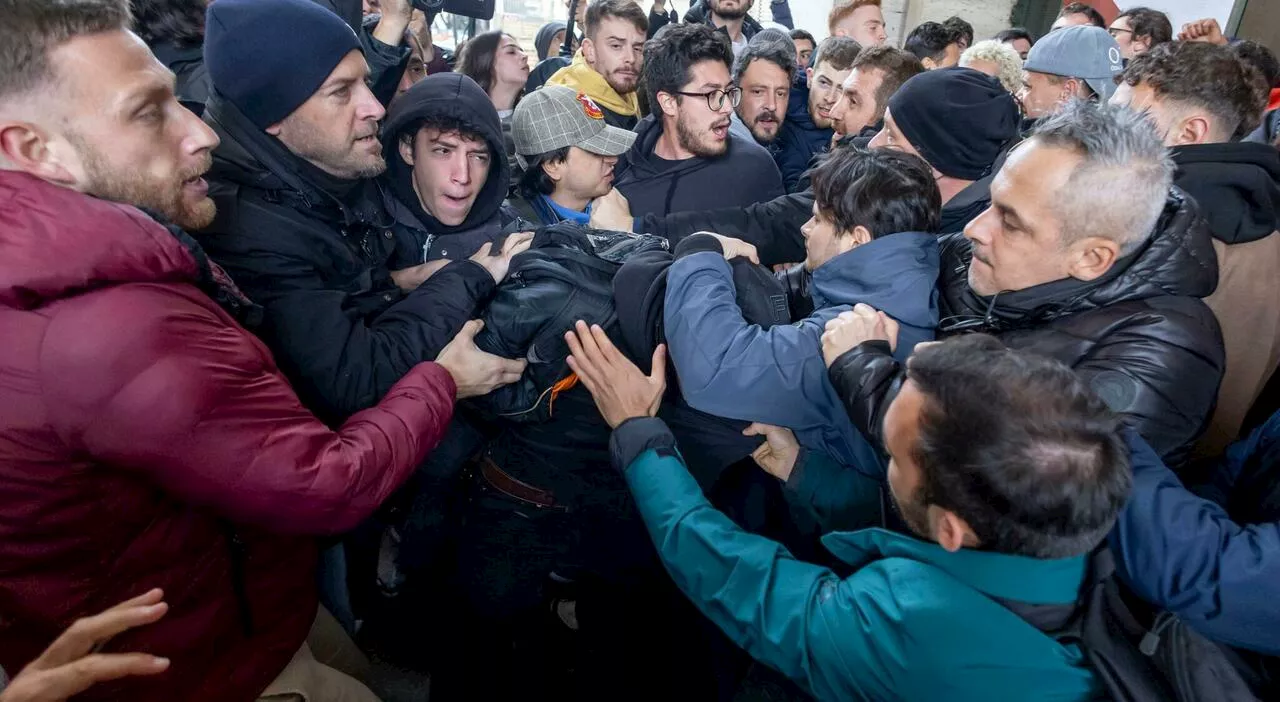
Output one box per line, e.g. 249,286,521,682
608,418,901,701
784,449,885,534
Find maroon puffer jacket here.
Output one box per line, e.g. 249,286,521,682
0,172,455,701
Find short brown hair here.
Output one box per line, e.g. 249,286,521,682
811,36,862,73
851,46,924,119
828,0,881,36
584,0,647,41
1119,41,1269,141
0,0,131,101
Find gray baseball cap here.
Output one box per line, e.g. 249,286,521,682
1023,25,1124,102
512,85,637,170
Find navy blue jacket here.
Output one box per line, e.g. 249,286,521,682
773,81,833,193
1111,428,1280,655
664,232,939,476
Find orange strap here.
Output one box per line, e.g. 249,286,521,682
548,373,580,416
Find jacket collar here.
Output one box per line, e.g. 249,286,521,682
810,231,940,329
204,92,382,228
1171,141,1280,245
0,171,199,308
821,528,1087,605
546,52,640,118
942,187,1218,329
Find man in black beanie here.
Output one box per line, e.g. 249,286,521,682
868,67,1020,231
197,0,528,425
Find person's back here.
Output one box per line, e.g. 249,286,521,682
1113,41,1280,456
663,148,940,477
579,332,1132,702
613,23,784,216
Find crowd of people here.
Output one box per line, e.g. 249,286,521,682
1,0,1279,701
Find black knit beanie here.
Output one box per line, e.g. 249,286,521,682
205,0,362,130
888,67,1020,181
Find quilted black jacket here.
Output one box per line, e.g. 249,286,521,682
828,188,1225,468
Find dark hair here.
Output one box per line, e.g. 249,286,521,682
811,35,862,72
1058,2,1105,28
457,30,515,95
130,0,204,48
400,115,490,155
0,0,131,100
789,28,816,47
643,23,732,113
942,16,974,47
994,27,1034,45
1115,6,1172,47
809,147,941,238
733,37,797,83
850,46,924,118
517,146,571,198
1120,41,1269,141
904,21,959,63
585,0,648,41
1233,40,1280,90
906,334,1132,559
751,27,794,48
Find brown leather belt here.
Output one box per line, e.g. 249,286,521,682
479,456,567,512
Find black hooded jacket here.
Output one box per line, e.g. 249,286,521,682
614,115,785,218
1172,142,1280,246
827,189,1225,468
197,93,494,423
380,73,528,269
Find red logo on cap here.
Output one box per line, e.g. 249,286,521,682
577,93,605,120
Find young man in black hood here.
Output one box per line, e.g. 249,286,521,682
380,72,534,289
1112,41,1280,458
613,23,784,217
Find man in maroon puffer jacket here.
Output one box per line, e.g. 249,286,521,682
0,1,524,700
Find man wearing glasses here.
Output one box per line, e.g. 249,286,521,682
613,23,784,217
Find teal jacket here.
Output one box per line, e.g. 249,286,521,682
610,417,1107,702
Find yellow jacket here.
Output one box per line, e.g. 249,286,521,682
547,52,640,118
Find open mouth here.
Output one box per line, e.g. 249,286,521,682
182,175,208,196
711,123,730,139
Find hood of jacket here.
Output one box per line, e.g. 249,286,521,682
944,188,1218,330
546,52,640,118
1172,141,1280,245
381,73,511,236
616,114,724,184
0,171,200,309
811,231,940,331
204,92,384,227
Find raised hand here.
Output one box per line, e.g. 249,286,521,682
821,303,900,367
564,321,666,428
435,320,528,399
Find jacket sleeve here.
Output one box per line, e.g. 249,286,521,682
783,449,885,533
664,250,836,431
360,23,411,108
769,0,795,28
41,286,455,536
1072,299,1225,467
610,418,901,700
256,254,493,420
774,137,815,195
638,190,813,267
1110,432,1280,655
827,341,904,448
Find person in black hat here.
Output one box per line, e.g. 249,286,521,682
197,0,528,426
868,67,1020,231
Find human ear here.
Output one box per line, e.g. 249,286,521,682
1067,236,1122,282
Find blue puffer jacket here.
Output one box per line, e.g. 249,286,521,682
664,232,939,478
1111,427,1280,655
773,81,834,193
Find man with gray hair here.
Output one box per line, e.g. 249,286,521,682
730,35,796,147
819,100,1224,468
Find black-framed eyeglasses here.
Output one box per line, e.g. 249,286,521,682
1108,27,1133,37
673,87,742,111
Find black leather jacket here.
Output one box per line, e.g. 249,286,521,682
829,188,1225,468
